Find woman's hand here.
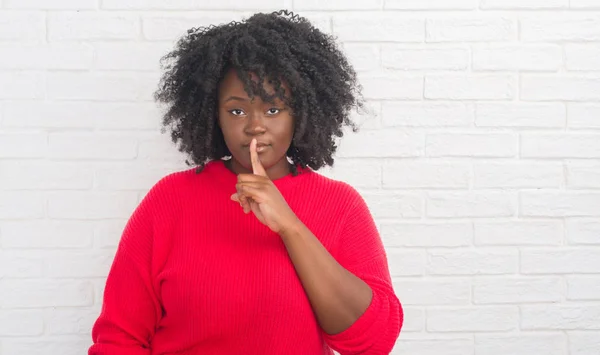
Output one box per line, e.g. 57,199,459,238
230,138,301,235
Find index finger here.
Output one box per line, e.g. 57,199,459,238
250,138,267,177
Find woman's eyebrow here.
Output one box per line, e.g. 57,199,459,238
224,96,249,103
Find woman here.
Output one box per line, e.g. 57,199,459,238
89,10,402,355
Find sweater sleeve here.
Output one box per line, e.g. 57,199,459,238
88,179,170,355
322,187,403,355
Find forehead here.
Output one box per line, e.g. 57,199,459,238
217,68,290,100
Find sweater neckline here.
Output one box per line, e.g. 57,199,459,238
204,159,313,190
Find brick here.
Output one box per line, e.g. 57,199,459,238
521,16,600,41
383,161,470,189
381,222,472,247
473,162,563,189
426,17,516,42
336,129,424,158
427,306,518,332
0,11,45,42
569,332,600,355
393,335,474,355
381,46,468,70
566,44,600,71
475,334,566,355
425,74,515,100
93,278,106,305
473,277,563,304
521,192,600,217
568,162,600,188
382,102,473,127
567,219,600,245
385,0,477,9
46,308,98,335
319,159,381,189
94,220,127,249
333,14,424,42
568,277,600,300
476,103,566,128
0,132,47,158
481,0,567,9
0,192,44,219
2,337,91,355
0,252,44,278
137,134,191,163
392,279,470,305
142,12,243,41
0,72,44,99
569,103,600,129
400,308,425,332
46,72,153,101
571,0,600,7
522,305,600,330
0,310,44,336
341,43,380,72
386,249,426,276
294,0,382,10
473,44,562,71
1,221,93,249
94,42,171,71
0,44,93,69
46,251,114,278
428,192,516,218
0,161,93,190
360,73,423,100
474,221,563,246
428,250,518,275
427,133,517,158
521,249,600,274
361,192,423,219
4,0,97,9
48,191,139,219
104,0,286,10
48,133,138,160
0,280,93,308
48,11,139,41
521,76,600,101
3,102,162,130
521,134,600,158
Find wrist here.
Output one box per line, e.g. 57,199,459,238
279,217,304,239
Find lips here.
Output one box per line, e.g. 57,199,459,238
243,142,270,148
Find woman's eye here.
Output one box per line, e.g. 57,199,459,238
229,109,245,116
267,108,280,115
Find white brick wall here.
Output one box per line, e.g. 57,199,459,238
1,1,599,354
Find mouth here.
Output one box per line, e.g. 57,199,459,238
243,142,271,153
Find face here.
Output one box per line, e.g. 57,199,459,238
217,69,294,179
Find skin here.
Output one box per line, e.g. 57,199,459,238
217,69,373,335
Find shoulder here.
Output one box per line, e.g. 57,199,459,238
139,167,199,207
307,171,365,208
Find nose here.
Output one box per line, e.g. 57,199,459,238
244,112,267,136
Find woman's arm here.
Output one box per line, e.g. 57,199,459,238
278,194,403,354
88,179,170,355
279,221,373,335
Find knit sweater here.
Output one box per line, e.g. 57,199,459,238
88,159,403,355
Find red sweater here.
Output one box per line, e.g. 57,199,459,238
89,159,403,355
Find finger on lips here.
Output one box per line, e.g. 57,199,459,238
231,138,268,213
250,138,268,177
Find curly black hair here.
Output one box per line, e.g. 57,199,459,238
154,9,364,174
